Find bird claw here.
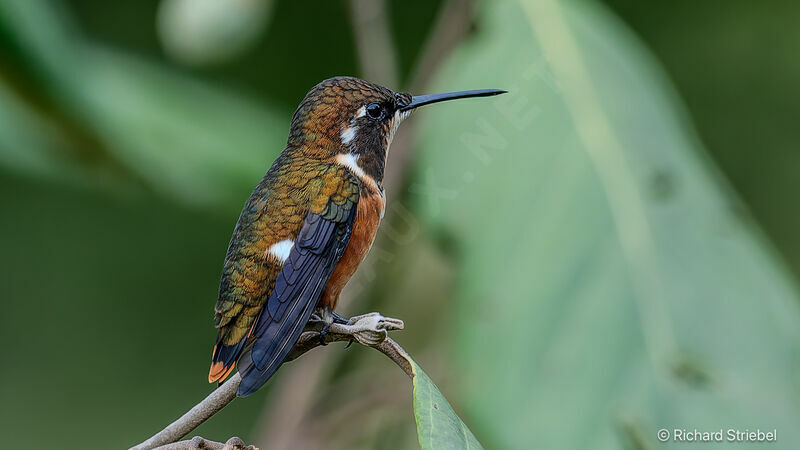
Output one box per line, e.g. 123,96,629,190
332,312,404,347
319,322,330,346
184,436,256,450
331,310,350,324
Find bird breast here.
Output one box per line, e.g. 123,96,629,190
317,189,385,311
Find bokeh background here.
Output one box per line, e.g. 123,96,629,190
1,0,799,449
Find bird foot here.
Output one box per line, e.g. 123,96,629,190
182,436,257,450
306,314,325,333
310,311,349,345
318,322,331,346
330,312,405,347
331,310,349,324
287,312,405,363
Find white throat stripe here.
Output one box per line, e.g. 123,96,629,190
334,153,366,178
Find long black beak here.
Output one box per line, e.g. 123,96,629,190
399,88,507,111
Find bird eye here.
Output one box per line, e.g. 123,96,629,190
365,103,384,120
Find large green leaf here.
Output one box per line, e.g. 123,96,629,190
0,0,288,211
73,48,287,210
413,0,800,448
411,358,482,449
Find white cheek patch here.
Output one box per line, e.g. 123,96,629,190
340,126,358,146
334,152,366,179
268,239,294,263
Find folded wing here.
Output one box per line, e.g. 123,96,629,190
236,177,359,396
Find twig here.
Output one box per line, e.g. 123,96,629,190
406,0,477,91
348,0,398,87
131,312,407,450
384,0,478,191
152,436,256,450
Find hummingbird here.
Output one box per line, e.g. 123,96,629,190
208,76,505,396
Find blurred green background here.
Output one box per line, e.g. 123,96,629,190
1,0,799,449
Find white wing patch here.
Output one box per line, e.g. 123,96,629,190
268,239,294,263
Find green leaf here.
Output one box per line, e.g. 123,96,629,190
0,0,288,211
72,48,288,210
412,0,800,448
411,358,483,449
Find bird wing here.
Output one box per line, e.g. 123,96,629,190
208,172,285,384
235,170,360,396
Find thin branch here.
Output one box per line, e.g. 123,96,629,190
153,436,256,450
132,312,408,450
406,0,477,91
383,0,478,191
348,0,398,87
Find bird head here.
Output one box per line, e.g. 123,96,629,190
288,76,505,184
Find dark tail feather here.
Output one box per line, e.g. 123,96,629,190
208,336,248,383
